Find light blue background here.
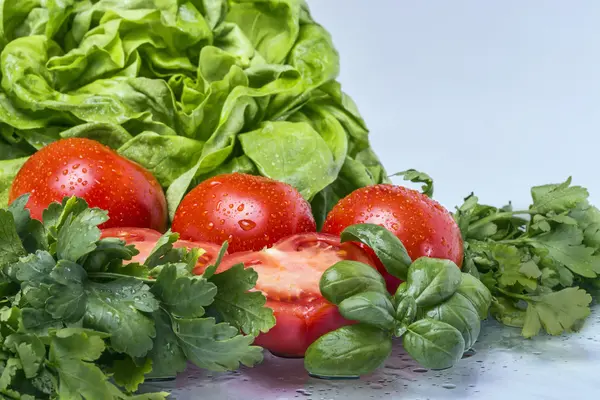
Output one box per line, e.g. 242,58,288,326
308,0,599,209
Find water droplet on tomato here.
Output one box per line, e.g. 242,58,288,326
82,168,88,173
216,201,222,211
219,219,225,225
237,204,244,212
207,222,214,230
209,181,221,187
238,220,256,231
72,164,80,170
62,169,68,175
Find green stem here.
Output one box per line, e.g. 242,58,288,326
496,287,532,302
88,272,154,283
467,210,535,233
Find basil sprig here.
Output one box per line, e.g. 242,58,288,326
305,224,492,378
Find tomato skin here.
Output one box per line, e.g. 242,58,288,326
9,138,167,232
100,227,222,269
322,185,464,293
194,232,376,357
172,173,316,253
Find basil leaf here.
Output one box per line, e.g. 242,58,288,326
405,258,462,308
320,261,387,305
304,324,392,378
392,282,408,308
403,318,465,370
338,291,394,331
394,296,417,337
424,294,481,349
456,273,493,320
340,224,411,281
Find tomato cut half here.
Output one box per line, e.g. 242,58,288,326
195,233,377,357
100,228,223,270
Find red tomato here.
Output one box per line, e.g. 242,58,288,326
194,233,376,358
172,173,316,253
322,185,463,293
100,228,222,269
9,138,167,231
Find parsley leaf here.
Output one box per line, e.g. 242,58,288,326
7,195,47,253
459,177,599,338
530,225,600,278
521,288,592,338
146,310,187,378
173,317,264,371
531,177,588,214
390,169,434,197
48,328,132,400
0,196,270,396
84,279,158,358
56,207,108,262
112,356,153,393
0,211,25,268
492,244,537,290
151,264,217,318
208,264,276,336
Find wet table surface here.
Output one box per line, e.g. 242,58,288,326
142,307,599,400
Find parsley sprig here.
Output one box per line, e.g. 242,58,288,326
456,177,598,337
0,195,275,398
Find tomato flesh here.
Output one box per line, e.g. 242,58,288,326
196,233,376,357
100,228,222,270
172,173,316,253
322,185,464,293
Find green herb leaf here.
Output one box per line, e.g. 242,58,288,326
340,224,411,281
492,244,538,290
531,177,588,214
304,324,392,378
0,210,26,267
405,258,462,308
390,169,434,197
173,317,263,371
530,225,600,278
56,207,108,262
84,279,159,358
147,310,188,379
7,194,47,253
424,294,481,349
394,295,417,336
48,328,124,400
207,264,275,336
338,291,395,331
490,297,526,328
151,264,217,319
320,261,387,305
455,273,492,320
112,356,153,393
521,287,592,338
403,318,465,370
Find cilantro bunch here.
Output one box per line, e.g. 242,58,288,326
0,196,275,398
456,177,599,337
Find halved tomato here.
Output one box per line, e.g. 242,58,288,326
100,228,223,270
194,233,377,357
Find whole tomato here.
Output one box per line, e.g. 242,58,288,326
172,173,316,253
9,138,167,231
322,185,463,293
